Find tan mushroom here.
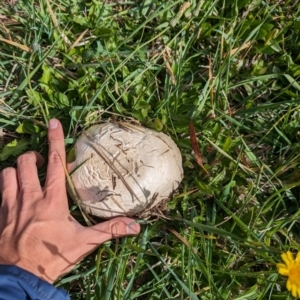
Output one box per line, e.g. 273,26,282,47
68,122,183,218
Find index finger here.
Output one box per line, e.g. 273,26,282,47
44,119,66,194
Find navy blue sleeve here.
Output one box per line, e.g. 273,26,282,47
0,265,70,300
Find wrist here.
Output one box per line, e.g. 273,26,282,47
0,254,53,283
0,265,70,299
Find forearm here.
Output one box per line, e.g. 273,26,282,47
0,265,70,300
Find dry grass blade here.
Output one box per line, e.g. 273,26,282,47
0,14,18,26
0,37,31,52
208,56,214,111
68,29,89,51
4,63,18,91
1,0,298,298
170,2,191,27
61,154,94,226
163,48,176,85
228,41,252,56
45,0,72,46
167,227,198,255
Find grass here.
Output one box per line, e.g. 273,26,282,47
1,0,300,298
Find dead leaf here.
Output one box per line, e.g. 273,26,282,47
228,41,251,56
189,120,208,174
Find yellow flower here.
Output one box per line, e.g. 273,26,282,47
277,251,300,298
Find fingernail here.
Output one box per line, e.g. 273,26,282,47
49,119,58,129
126,220,140,235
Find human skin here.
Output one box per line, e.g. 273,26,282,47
0,119,140,283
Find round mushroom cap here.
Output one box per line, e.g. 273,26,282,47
68,122,183,218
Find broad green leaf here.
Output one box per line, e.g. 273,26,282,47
49,92,69,109
147,117,164,131
233,284,259,300
0,139,30,161
66,146,76,163
195,179,218,195
72,15,88,26
40,64,52,85
26,90,46,106
223,135,232,152
283,74,300,91
39,64,52,94
237,0,252,8
16,121,40,134
140,0,153,17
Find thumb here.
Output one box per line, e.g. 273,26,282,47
79,217,140,251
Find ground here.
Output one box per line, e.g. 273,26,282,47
1,0,300,299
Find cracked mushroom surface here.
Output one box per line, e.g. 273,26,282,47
68,122,183,218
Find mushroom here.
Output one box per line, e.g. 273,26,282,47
68,122,183,218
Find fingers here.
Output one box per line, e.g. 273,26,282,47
77,217,140,256
91,217,140,241
44,119,66,194
17,151,44,195
0,167,19,208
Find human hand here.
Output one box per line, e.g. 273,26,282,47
0,119,140,283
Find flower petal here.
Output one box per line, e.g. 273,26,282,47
287,251,295,262
297,287,300,298
296,251,300,263
287,279,292,291
291,285,298,298
276,263,287,269
282,251,294,267
278,267,289,276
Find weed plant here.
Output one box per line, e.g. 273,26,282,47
1,0,300,299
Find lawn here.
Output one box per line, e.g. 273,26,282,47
1,0,300,299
